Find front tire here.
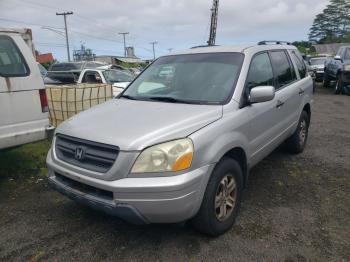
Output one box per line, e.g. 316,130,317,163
285,111,310,154
323,72,330,88
192,158,243,236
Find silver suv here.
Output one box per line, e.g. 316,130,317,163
47,42,313,236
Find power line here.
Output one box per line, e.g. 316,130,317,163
56,12,74,62
0,17,154,56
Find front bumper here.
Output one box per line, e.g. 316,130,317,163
47,151,214,224
314,71,324,80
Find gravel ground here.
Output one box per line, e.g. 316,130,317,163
0,85,349,262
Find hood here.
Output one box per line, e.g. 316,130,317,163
112,82,129,89
56,99,222,151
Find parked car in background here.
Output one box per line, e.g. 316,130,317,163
47,41,313,236
308,56,329,81
37,62,62,85
128,67,142,75
78,68,134,96
0,28,53,150
98,64,141,76
324,46,350,94
47,61,105,84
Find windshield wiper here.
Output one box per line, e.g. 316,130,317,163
148,96,194,104
119,94,138,100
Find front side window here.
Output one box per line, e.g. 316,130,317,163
0,36,29,77
291,51,307,78
246,52,274,90
270,51,297,89
122,53,244,104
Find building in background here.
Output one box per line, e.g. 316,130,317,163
94,55,145,66
73,44,96,62
36,52,54,64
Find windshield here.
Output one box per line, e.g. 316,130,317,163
310,58,327,65
37,63,47,77
121,53,244,104
102,69,134,83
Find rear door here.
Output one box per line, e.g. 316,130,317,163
269,50,300,133
0,33,48,148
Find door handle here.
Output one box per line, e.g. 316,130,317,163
299,89,305,95
276,100,284,108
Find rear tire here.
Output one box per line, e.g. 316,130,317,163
335,74,344,94
285,111,310,154
192,158,243,237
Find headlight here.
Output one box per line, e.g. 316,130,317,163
131,138,193,173
343,65,350,71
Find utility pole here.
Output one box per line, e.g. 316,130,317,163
207,0,219,46
150,41,158,60
118,32,129,57
56,11,73,62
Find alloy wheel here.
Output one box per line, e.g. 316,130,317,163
215,174,237,221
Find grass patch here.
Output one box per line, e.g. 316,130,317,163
0,140,51,181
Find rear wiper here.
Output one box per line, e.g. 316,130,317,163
148,96,193,104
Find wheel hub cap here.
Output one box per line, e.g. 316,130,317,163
299,120,307,145
215,174,237,221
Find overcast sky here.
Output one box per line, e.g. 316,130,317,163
0,0,329,61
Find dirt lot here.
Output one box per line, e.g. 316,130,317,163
0,86,349,262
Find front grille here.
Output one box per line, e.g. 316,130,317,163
55,173,113,201
55,134,119,173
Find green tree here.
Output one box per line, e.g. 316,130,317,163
309,0,350,43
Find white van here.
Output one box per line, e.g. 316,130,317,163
0,28,52,150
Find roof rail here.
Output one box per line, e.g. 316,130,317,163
190,44,219,49
258,40,292,46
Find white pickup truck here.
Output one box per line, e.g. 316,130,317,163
77,68,134,97
0,28,53,150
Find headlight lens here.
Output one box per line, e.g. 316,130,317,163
343,64,350,71
131,138,194,173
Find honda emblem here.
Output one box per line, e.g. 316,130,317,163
75,146,85,160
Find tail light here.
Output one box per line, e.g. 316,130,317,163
39,89,48,113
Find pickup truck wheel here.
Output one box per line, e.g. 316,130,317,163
335,75,343,94
323,73,330,88
285,111,309,154
191,158,243,236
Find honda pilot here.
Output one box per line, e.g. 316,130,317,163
47,42,313,236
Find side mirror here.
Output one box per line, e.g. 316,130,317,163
334,55,342,62
249,86,275,104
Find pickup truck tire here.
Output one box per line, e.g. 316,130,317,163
285,111,309,154
192,157,243,236
323,72,331,88
335,75,344,94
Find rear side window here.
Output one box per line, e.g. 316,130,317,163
0,36,29,77
270,51,297,89
291,51,307,79
246,52,274,90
